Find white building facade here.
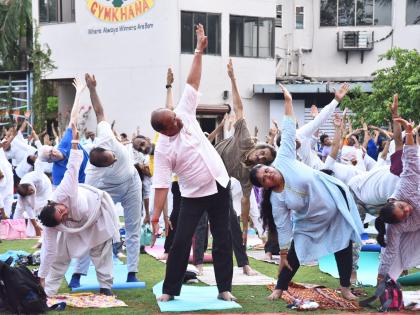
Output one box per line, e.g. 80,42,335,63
33,0,420,138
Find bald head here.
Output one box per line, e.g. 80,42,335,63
150,108,184,137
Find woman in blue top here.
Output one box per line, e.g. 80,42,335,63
250,85,363,301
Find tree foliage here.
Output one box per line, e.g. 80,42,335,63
0,0,32,70
341,48,420,127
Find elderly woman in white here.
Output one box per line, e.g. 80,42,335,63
38,126,120,297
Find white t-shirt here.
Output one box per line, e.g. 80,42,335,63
85,121,135,186
348,165,400,205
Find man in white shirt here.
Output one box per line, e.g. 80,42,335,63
0,145,14,218
72,73,142,285
150,24,234,302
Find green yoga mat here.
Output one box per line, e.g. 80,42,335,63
152,281,241,312
319,252,379,286
398,272,420,286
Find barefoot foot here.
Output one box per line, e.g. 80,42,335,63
157,294,174,302
341,286,358,300
217,291,237,301
243,265,258,276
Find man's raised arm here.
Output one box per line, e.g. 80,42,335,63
85,73,106,123
227,59,244,121
186,24,208,91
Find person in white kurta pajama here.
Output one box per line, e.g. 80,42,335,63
38,148,120,296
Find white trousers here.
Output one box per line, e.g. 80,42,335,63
45,238,113,296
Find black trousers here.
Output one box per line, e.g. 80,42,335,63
162,182,233,296
164,181,181,253
276,240,353,290
190,191,249,267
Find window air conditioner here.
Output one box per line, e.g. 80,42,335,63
342,31,369,49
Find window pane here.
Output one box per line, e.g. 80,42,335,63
61,0,74,22
356,0,373,26
407,0,420,25
338,0,355,26
48,0,58,22
230,16,244,56
320,0,337,26
207,14,221,55
374,0,392,25
39,0,48,22
258,19,273,57
243,17,258,57
276,5,282,27
296,7,304,29
181,12,193,53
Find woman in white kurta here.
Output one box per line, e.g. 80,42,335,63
38,135,120,297
249,85,363,301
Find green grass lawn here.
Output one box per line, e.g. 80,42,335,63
1,239,418,314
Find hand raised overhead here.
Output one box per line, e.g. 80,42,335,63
196,23,208,51
85,73,97,90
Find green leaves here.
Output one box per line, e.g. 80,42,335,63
341,48,420,126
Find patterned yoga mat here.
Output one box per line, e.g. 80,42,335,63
47,293,127,308
267,283,360,311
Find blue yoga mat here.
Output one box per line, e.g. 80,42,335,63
398,272,420,286
153,281,241,312
319,251,379,286
0,250,30,265
65,263,145,292
361,243,381,252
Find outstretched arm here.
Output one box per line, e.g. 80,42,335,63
390,94,403,151
207,113,227,143
69,78,86,127
227,59,244,121
85,74,105,123
186,24,208,91
297,84,349,138
165,68,175,110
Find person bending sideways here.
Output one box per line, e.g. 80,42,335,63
375,118,419,283
150,24,234,302
249,85,364,301
38,125,120,297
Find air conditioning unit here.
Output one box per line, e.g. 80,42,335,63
343,31,369,49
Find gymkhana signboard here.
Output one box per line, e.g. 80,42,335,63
86,0,155,35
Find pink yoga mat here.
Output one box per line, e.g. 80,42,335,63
145,245,213,263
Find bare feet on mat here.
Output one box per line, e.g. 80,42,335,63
341,286,358,300
157,294,174,302
267,289,283,301
243,265,258,276
196,264,204,276
217,291,237,301
264,252,273,260
159,253,168,261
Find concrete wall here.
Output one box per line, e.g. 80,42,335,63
33,0,277,137
275,0,420,80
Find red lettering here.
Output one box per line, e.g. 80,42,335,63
120,6,128,20
112,8,118,21
134,1,142,15
104,7,111,21
143,0,150,12
90,1,98,14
